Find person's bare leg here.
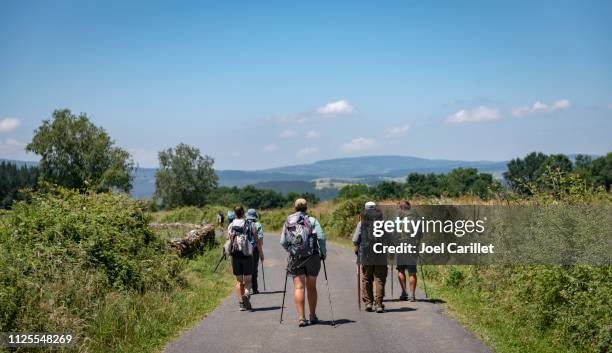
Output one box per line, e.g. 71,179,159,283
398,270,407,294
409,273,417,297
306,276,318,316
293,276,306,319
243,275,252,294
235,276,244,300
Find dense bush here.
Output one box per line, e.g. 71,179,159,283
0,187,183,337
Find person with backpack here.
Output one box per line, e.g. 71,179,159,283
224,205,264,311
216,211,225,230
352,201,388,313
246,208,264,295
395,200,420,301
280,198,327,327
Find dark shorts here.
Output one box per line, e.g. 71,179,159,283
396,264,417,274
231,254,254,276
288,253,321,277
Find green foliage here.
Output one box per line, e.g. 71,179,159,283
0,187,183,342
591,152,612,191
444,266,465,287
0,161,39,208
323,197,367,240
26,109,135,192
337,184,370,199
154,143,218,209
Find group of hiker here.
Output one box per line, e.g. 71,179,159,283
218,198,419,326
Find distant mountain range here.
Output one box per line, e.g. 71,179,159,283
3,155,512,200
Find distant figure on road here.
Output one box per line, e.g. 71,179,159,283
396,200,419,302
225,205,264,311
280,198,327,327
216,211,225,230
353,201,387,313
246,208,264,295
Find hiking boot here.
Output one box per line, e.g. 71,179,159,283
399,291,409,301
375,304,385,313
365,303,373,312
309,314,319,325
242,295,252,310
298,318,308,327
239,302,246,311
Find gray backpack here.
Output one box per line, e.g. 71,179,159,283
283,212,317,258
224,219,253,256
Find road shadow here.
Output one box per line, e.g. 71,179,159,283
384,307,417,313
257,290,284,295
317,318,356,327
418,298,446,304
251,306,282,312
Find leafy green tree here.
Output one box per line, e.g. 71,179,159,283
286,191,320,206
26,109,135,192
504,152,548,194
405,173,442,197
0,162,39,208
154,143,218,209
337,184,370,199
574,154,593,183
591,152,612,190
372,181,405,200
239,185,286,209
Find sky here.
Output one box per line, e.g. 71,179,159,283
1,0,611,170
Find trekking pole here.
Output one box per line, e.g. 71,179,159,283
321,258,336,327
390,265,394,298
280,268,288,324
261,261,266,291
213,254,226,273
357,264,361,311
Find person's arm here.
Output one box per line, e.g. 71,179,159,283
279,224,288,251
352,222,361,255
253,226,264,261
311,217,327,259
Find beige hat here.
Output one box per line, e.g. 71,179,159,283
294,198,308,208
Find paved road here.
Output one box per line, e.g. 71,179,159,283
164,234,492,353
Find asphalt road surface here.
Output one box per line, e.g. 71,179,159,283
164,233,492,353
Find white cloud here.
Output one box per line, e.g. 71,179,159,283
384,124,410,138
297,147,319,157
341,137,377,152
306,130,320,139
279,113,308,124
512,99,571,117
279,129,297,138
446,106,500,124
262,143,278,152
317,100,355,115
0,118,20,132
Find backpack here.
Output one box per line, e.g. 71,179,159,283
224,219,253,256
283,212,317,258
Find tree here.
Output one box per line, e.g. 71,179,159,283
372,181,405,200
504,152,548,194
337,184,370,199
26,109,135,192
154,143,218,208
591,152,612,191
0,162,39,208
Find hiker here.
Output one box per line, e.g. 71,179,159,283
353,201,388,313
216,211,225,230
280,198,327,327
246,208,264,295
224,205,263,311
396,200,420,301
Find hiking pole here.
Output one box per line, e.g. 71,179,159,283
357,264,361,311
213,254,226,273
261,261,266,291
321,258,336,327
280,268,288,324
390,265,394,298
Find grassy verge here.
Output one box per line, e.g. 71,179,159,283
420,266,585,353
88,240,234,353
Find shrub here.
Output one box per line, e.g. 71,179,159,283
0,187,183,337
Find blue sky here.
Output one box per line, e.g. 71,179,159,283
1,0,611,169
